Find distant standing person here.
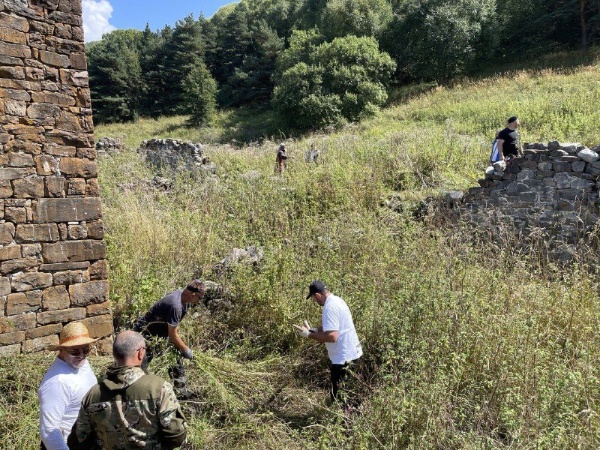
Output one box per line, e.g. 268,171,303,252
68,330,187,449
275,143,288,175
38,322,98,450
293,280,363,409
305,143,320,163
497,116,523,162
133,279,207,387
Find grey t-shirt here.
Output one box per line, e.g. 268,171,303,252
134,290,190,336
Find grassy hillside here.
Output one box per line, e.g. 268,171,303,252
3,55,600,449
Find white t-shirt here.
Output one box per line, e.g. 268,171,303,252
38,358,97,450
322,293,363,365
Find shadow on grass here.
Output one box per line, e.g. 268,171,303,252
471,47,600,79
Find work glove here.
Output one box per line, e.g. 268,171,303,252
304,320,318,333
293,320,316,338
182,348,194,360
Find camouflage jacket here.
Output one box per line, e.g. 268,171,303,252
67,365,187,450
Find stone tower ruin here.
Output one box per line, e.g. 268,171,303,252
0,0,112,355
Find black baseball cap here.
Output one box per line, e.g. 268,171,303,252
507,116,518,124
306,280,327,299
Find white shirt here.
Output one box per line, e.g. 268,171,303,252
322,293,363,365
38,358,97,450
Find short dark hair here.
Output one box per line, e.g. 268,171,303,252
186,279,205,294
508,116,518,124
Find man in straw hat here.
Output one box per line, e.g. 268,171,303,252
68,330,187,449
133,279,207,387
38,321,97,450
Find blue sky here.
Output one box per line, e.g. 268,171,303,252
82,0,238,42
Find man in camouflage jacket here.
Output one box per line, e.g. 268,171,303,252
67,330,187,449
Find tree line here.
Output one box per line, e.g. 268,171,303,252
86,0,600,130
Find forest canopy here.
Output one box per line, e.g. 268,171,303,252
85,0,600,129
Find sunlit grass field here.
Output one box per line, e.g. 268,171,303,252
3,52,600,449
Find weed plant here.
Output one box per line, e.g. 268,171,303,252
3,52,600,449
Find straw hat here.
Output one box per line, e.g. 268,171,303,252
48,321,98,351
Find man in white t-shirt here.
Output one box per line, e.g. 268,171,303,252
294,280,363,407
38,321,98,450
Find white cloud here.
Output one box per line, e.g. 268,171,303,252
82,0,116,42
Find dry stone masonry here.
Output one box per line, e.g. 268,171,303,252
460,141,600,251
0,0,112,355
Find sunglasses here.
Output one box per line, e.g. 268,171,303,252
64,346,91,357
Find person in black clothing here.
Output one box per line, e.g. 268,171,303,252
497,116,523,162
133,279,206,386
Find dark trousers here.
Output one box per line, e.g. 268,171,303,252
135,323,186,381
330,358,359,406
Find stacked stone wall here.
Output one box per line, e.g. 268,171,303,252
0,0,112,355
460,141,600,248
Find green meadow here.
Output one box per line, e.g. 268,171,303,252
3,53,600,449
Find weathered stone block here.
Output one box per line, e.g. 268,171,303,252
67,224,87,239
4,139,41,155
0,245,21,261
572,161,586,173
39,49,70,67
86,178,100,197
43,143,76,157
8,152,34,167
52,269,89,285
27,102,60,120
11,271,53,292
0,180,13,198
0,66,25,80
15,223,60,243
82,314,112,338
42,240,105,263
42,285,69,310
0,277,10,296
35,198,102,223
40,261,89,272
6,290,41,315
1,256,39,274
0,41,30,58
89,260,107,280
0,222,15,245
31,91,75,106
69,52,86,70
25,322,61,339
67,178,86,195
69,280,108,306
0,312,36,332
22,334,58,352
0,344,20,356
21,243,42,257
12,177,44,198
86,220,104,239
59,157,97,178
0,12,30,32
0,330,25,346
35,154,59,176
5,207,27,223
45,176,65,197
554,162,572,173
86,300,111,317
37,307,86,325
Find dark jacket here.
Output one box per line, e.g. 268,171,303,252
67,366,187,450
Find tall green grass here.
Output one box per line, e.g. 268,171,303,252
3,52,600,449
